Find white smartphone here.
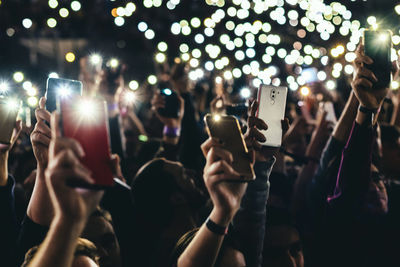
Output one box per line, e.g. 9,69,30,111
256,85,288,147
323,102,337,124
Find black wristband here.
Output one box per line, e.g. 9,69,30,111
359,105,378,114
205,217,228,235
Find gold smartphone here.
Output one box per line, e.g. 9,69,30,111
0,97,21,144
204,114,255,181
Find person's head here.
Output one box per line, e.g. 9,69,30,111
362,166,388,215
81,208,121,267
379,124,400,178
170,228,246,267
22,238,99,267
263,208,304,267
131,158,206,229
170,63,189,92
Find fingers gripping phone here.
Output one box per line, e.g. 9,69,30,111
46,78,83,112
204,114,255,181
0,97,21,144
58,96,114,188
364,29,392,89
256,85,288,147
158,82,180,118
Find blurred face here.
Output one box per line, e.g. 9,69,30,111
263,225,304,267
382,137,400,177
218,247,246,267
363,175,388,215
82,216,121,267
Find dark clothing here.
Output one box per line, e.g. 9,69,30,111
0,176,19,267
312,122,400,267
233,158,276,267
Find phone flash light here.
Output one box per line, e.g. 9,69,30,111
109,58,119,68
0,82,9,94
379,33,389,42
300,86,310,97
162,88,172,96
78,99,96,118
90,54,102,65
213,114,221,122
6,99,20,111
58,87,71,98
124,91,136,103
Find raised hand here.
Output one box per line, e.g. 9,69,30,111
352,44,397,109
0,120,22,153
201,138,247,226
45,113,103,224
244,100,290,162
30,97,51,172
151,90,184,128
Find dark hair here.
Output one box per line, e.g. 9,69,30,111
131,158,180,227
380,124,400,145
21,238,99,267
169,228,242,267
171,63,187,81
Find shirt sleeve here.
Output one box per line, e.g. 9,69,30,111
327,121,375,213
0,175,19,266
232,157,276,267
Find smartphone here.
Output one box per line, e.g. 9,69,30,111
323,102,337,124
256,85,288,147
46,78,83,112
204,114,255,181
58,96,114,188
364,29,392,89
0,97,21,144
158,82,180,118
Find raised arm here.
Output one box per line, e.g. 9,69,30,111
177,138,247,267
28,113,103,267
0,120,22,266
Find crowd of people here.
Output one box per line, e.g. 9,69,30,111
1,41,400,267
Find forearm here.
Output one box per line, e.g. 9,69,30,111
328,116,375,206
390,102,400,126
233,159,275,267
27,167,54,226
28,217,85,267
332,92,359,142
178,209,227,267
0,152,8,186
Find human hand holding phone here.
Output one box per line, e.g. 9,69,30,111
31,97,52,172
151,90,184,128
46,112,103,224
201,138,247,226
245,100,289,162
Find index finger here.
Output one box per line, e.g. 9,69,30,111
39,97,46,109
50,112,61,139
201,137,222,158
249,100,258,117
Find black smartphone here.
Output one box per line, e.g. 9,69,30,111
364,29,392,89
45,78,83,112
158,82,180,118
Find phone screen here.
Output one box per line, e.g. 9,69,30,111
0,97,21,144
46,78,83,112
204,114,255,181
256,85,288,147
364,30,392,89
158,82,180,118
59,96,114,188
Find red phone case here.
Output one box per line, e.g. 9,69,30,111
60,96,114,187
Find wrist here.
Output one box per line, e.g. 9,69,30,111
209,208,234,227
163,125,181,138
53,214,86,232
